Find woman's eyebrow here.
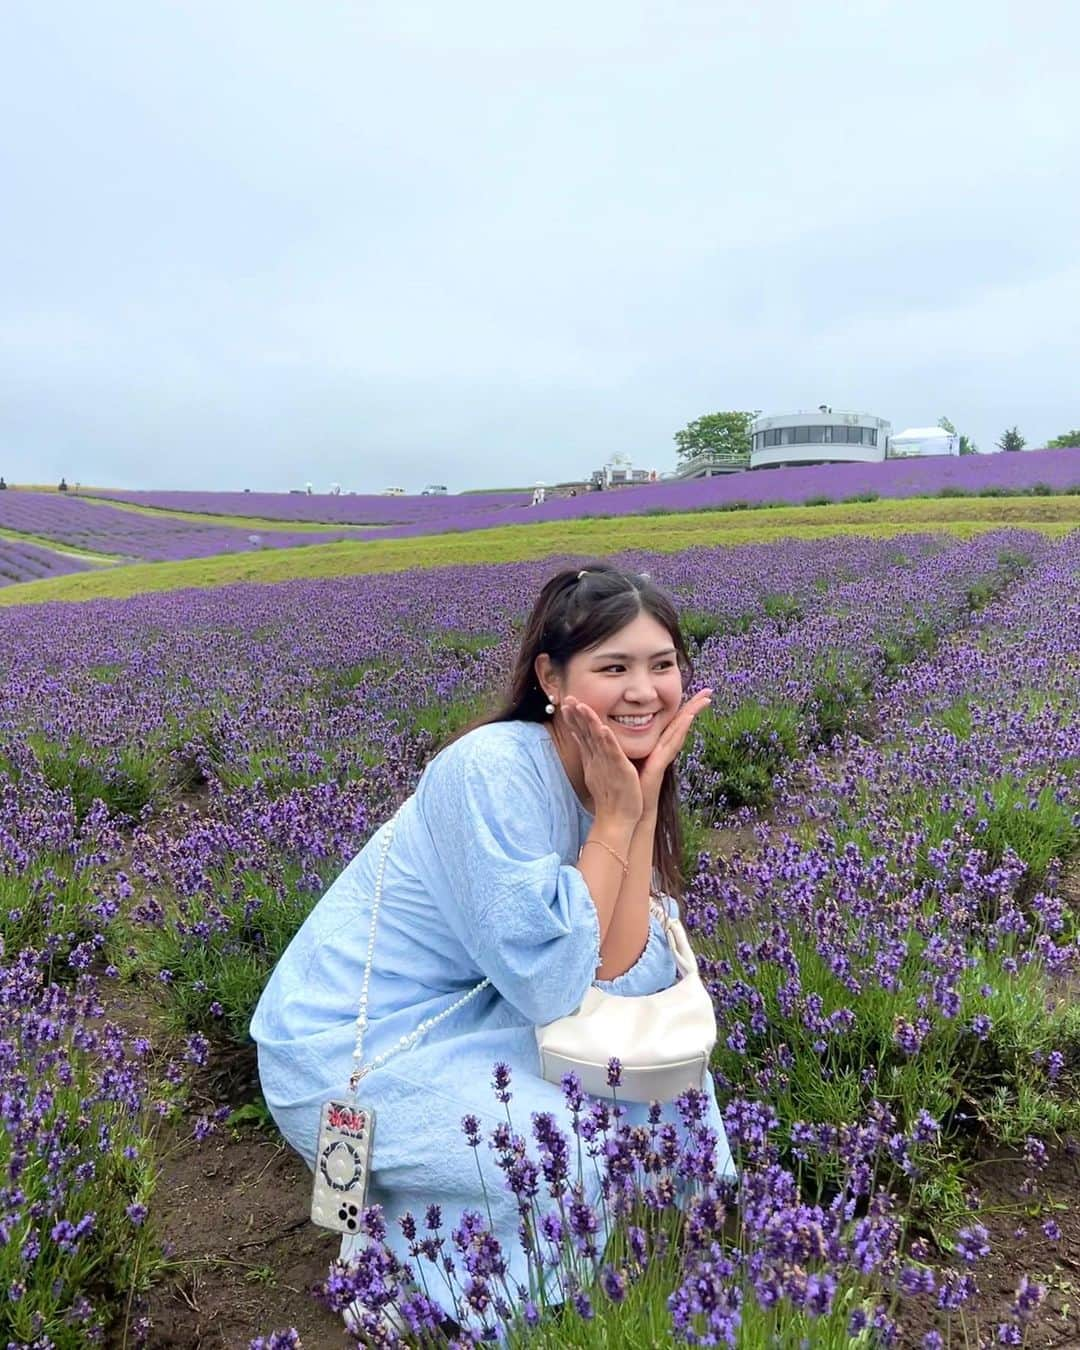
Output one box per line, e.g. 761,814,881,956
591,647,678,661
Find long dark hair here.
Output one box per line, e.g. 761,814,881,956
448,561,693,897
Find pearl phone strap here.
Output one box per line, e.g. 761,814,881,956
347,809,491,1098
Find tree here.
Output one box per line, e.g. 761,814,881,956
674,411,757,464
938,416,979,456
996,426,1026,453
1047,429,1080,448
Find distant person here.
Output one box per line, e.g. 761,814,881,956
0,476,7,490
58,477,68,493
569,487,577,497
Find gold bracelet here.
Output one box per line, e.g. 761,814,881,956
579,838,629,876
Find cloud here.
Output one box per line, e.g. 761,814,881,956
1,0,1078,488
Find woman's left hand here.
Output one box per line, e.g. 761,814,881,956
636,689,713,815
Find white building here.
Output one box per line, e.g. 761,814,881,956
887,426,960,459
750,409,891,470
590,453,656,488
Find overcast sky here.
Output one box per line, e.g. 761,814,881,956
2,1,1078,493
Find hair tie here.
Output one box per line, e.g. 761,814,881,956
577,569,589,580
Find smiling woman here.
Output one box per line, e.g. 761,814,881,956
250,561,731,1334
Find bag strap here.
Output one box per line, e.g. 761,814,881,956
650,893,698,980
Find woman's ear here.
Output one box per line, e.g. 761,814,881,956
534,653,557,702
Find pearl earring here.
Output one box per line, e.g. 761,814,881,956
544,700,556,716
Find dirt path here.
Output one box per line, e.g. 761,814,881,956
132,1113,344,1348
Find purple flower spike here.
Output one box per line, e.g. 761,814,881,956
491,1062,512,1104
600,1265,629,1304
571,1290,595,1320
955,1222,991,1263
1011,1274,1046,1322
561,1071,584,1113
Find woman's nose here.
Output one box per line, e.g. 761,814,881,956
624,674,657,702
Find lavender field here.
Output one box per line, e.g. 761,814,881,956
84,447,1080,539
0,452,1076,596
83,486,532,528
0,491,356,563
1,529,1078,1347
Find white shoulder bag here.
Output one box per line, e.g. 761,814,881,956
535,897,717,1104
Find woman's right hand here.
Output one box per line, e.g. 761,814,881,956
560,696,644,825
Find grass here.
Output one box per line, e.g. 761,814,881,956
1,494,1077,607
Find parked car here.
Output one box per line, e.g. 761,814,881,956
421,484,448,495
382,486,406,496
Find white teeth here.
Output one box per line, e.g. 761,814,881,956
612,714,654,726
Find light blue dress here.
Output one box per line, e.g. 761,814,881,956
251,719,733,1306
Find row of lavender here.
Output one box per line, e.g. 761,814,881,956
0,792,201,1344
1,531,1076,1345
83,486,530,525
86,446,1080,534
0,491,357,564
694,530,1080,1186
0,538,96,585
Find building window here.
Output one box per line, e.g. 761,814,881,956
753,421,882,455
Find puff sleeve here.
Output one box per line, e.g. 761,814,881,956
593,892,679,996
417,733,602,1025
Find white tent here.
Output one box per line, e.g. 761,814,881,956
887,426,960,459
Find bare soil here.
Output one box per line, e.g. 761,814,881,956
108,1036,347,1350
897,1143,1080,1348
131,1113,344,1349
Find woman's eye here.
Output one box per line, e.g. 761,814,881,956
599,661,675,673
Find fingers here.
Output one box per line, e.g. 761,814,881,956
561,697,599,756
651,689,714,760
662,689,713,738
562,697,628,762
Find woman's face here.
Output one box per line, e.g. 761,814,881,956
543,611,685,760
